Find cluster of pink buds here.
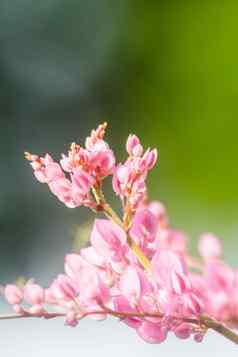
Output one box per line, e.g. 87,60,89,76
2,123,238,346
113,134,157,213
25,123,115,209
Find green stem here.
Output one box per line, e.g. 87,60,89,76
200,316,238,344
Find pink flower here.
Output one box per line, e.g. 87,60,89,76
5,285,23,305
26,124,116,210
140,148,158,171
21,124,238,344
112,135,157,212
85,122,108,151
24,284,45,305
80,247,106,268
137,321,168,344
66,310,78,327
173,323,191,339
77,266,109,303
51,275,78,301
88,150,115,178
126,134,143,157
147,201,168,226
151,249,186,289
64,253,87,279
198,233,222,261
90,219,128,263
130,209,158,244
119,266,142,305
112,164,131,196
49,177,76,207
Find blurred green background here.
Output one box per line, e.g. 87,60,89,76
1,0,238,283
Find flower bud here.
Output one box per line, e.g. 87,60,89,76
51,275,78,301
174,323,191,339
5,285,23,305
198,233,222,260
71,169,94,195
126,134,143,157
65,310,78,327
137,321,168,344
24,284,45,305
142,149,158,170
64,253,86,278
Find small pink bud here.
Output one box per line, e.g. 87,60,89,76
45,162,64,181
132,144,143,157
198,233,222,260
142,149,158,170
126,134,143,157
194,333,204,343
137,322,168,344
71,169,94,194
148,201,167,224
65,310,78,327
5,285,23,305
24,284,45,305
174,323,191,339
52,275,78,301
117,165,130,184
64,253,86,278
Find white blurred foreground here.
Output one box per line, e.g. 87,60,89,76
0,315,237,356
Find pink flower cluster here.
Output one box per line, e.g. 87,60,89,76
192,234,238,327
25,123,115,209
4,214,203,343
3,124,238,345
113,134,157,212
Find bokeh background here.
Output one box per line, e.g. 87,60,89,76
0,1,238,355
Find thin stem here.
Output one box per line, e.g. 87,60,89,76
200,316,238,344
1,309,238,344
0,312,66,320
0,310,202,323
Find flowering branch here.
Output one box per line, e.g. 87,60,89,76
1,123,238,347
92,183,238,344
